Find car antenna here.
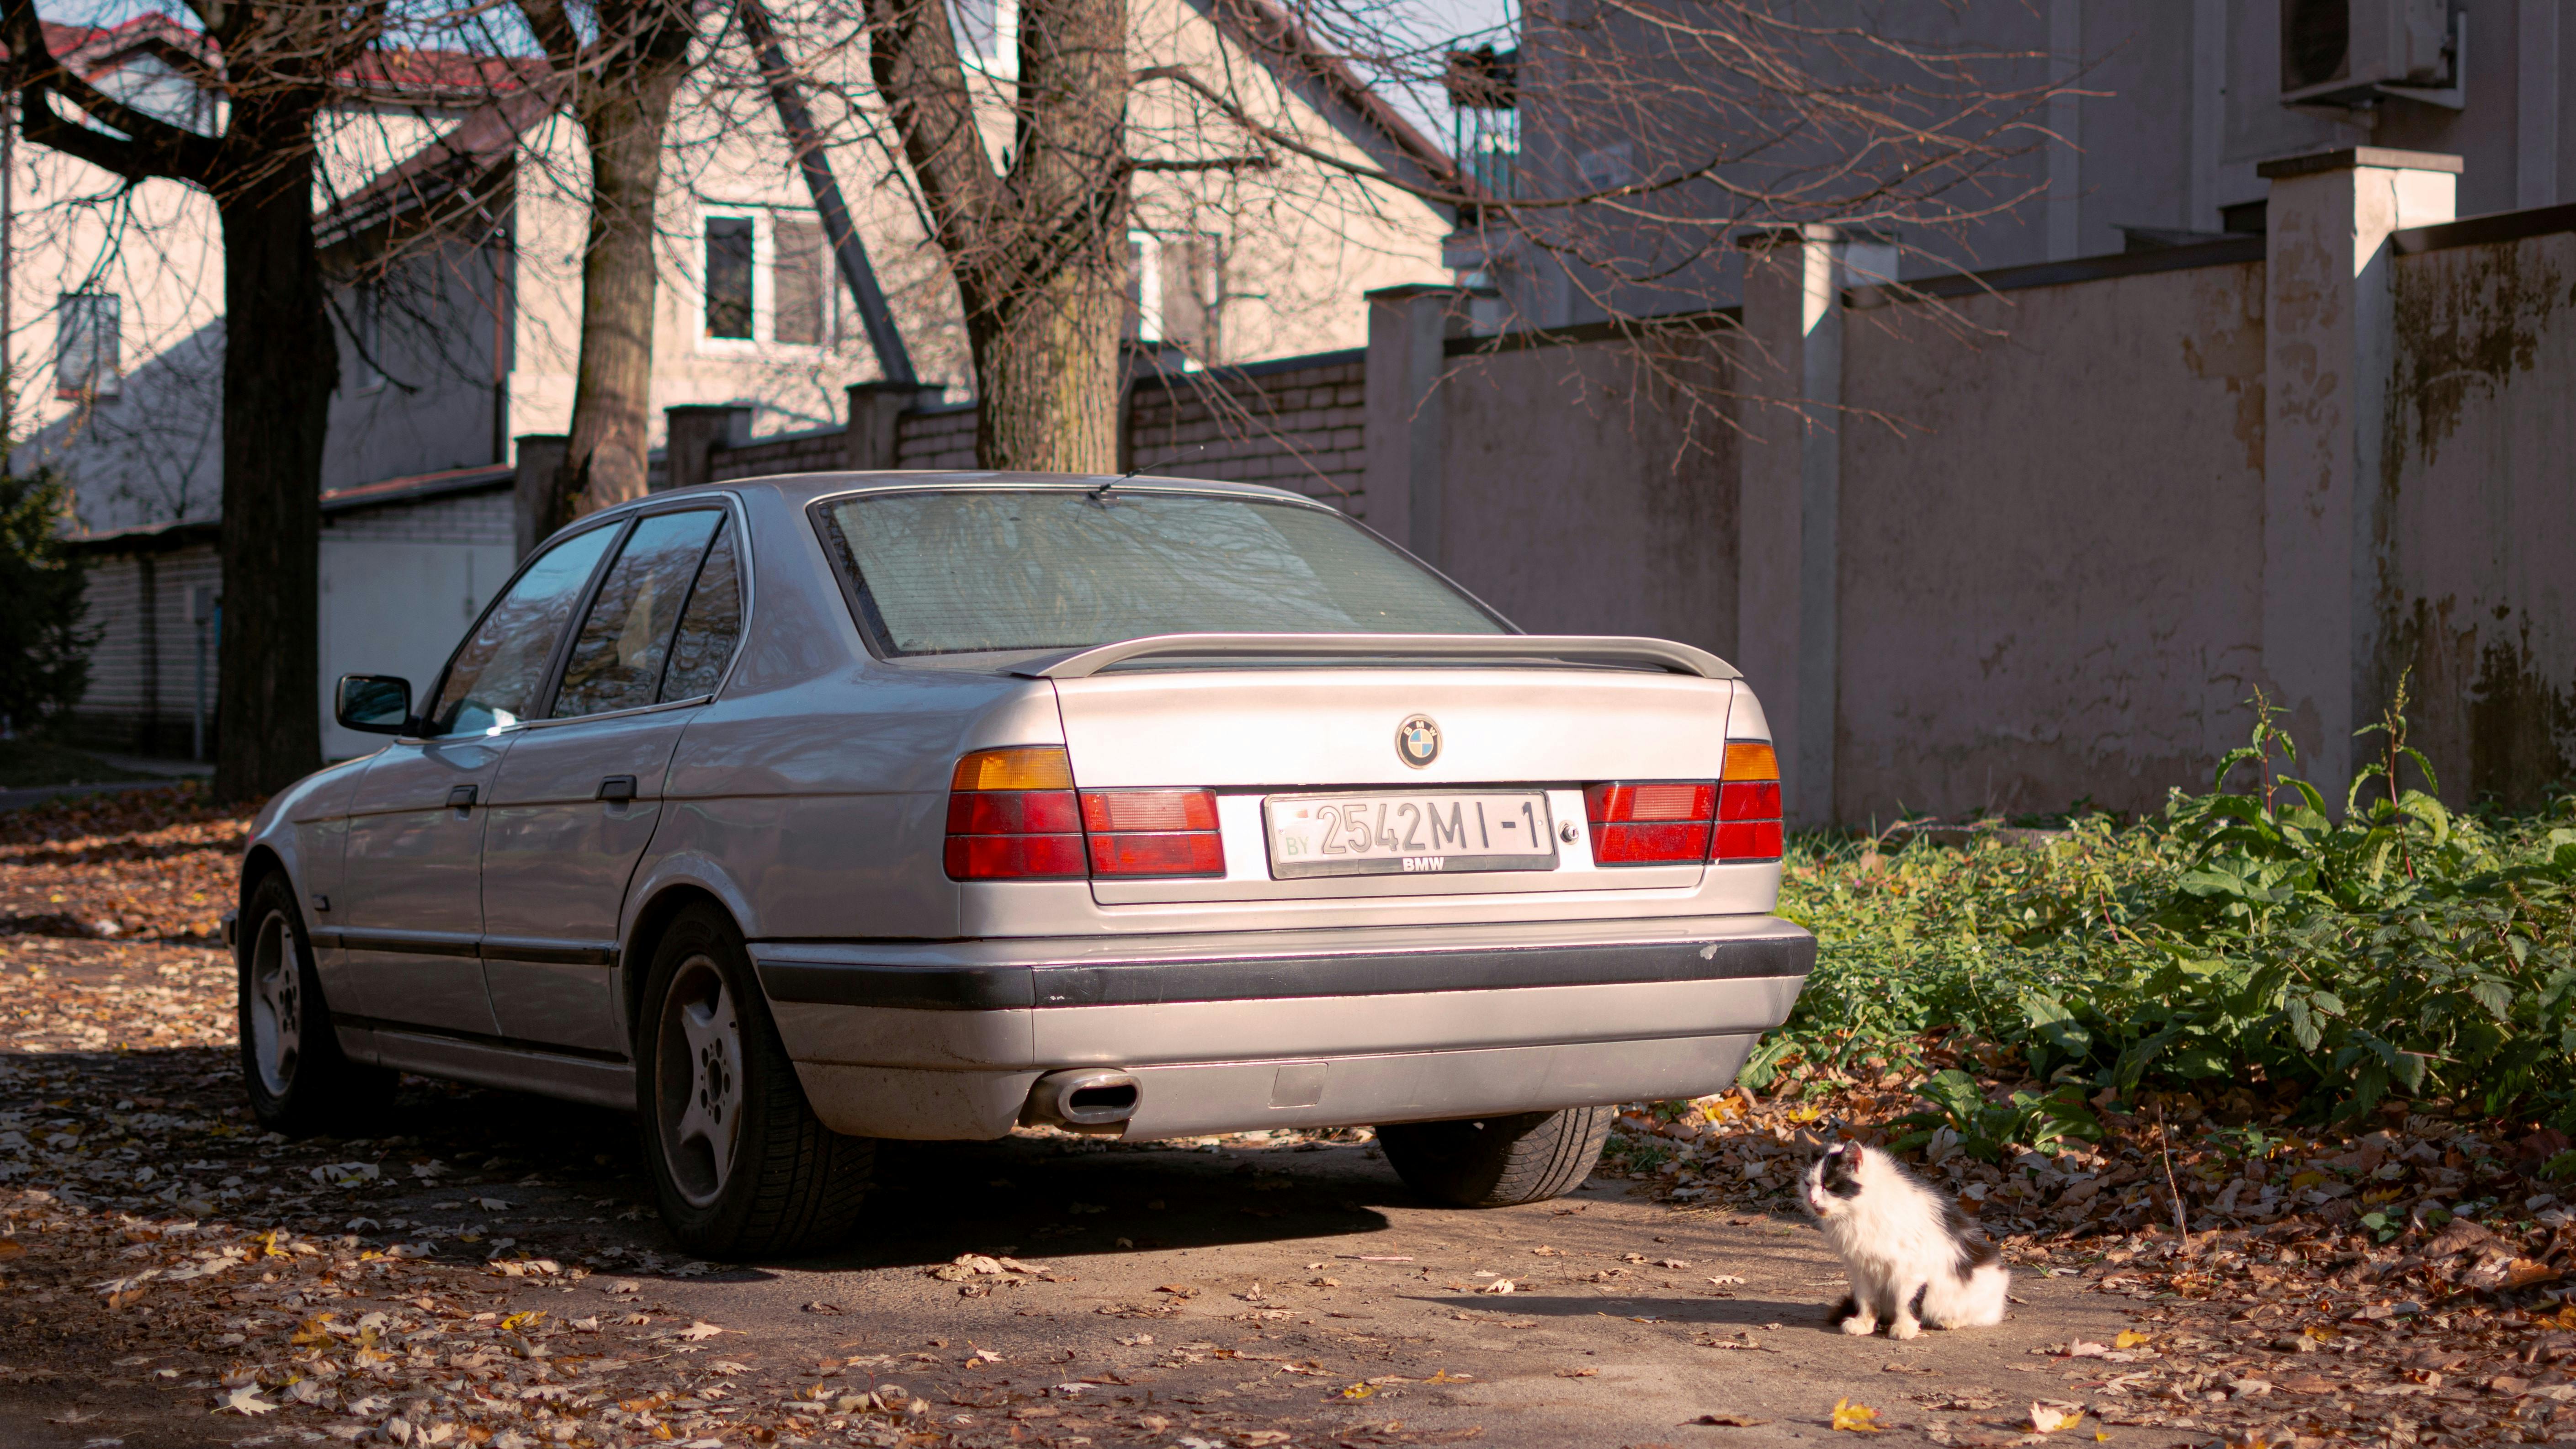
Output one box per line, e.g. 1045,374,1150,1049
1092,443,1205,500
1089,464,1143,501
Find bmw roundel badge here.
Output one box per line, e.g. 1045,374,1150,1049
1396,714,1441,768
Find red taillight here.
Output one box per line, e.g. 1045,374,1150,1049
945,747,1084,879
1584,781,1716,865
946,790,1081,835
1579,741,1783,869
944,833,1088,879
1712,741,1783,864
946,748,1224,881
1080,790,1225,877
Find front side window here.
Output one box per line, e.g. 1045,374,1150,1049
426,525,619,735
553,510,726,717
818,489,1503,657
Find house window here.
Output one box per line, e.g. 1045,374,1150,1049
1125,233,1222,359
954,0,1019,77
57,291,121,399
705,217,755,340
774,217,826,346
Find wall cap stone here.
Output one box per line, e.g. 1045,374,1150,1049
2255,147,2464,179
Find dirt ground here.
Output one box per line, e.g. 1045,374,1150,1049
5,791,2574,1449
0,935,2139,1449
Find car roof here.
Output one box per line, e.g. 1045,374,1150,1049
679,470,1328,511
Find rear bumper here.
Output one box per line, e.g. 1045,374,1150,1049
758,914,1812,1141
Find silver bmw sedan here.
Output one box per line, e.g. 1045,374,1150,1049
235,472,1813,1257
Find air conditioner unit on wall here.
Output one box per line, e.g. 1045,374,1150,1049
2279,0,2463,108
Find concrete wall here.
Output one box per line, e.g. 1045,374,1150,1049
2384,229,2576,806
1831,260,2273,822
1438,339,1737,656
1370,161,2576,824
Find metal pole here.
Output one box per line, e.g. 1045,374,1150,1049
4,85,16,476
191,586,212,762
735,0,917,387
191,620,204,762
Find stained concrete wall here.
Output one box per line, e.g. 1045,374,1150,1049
1436,340,1738,658
1376,194,2572,823
2385,232,2576,807
1830,261,2273,822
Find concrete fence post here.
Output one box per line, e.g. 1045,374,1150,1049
845,382,941,472
512,433,569,560
1735,226,1851,829
1362,284,1467,559
664,404,754,492
2257,148,2458,794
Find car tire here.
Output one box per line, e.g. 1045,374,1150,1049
637,903,872,1258
1376,1106,1615,1207
238,871,394,1134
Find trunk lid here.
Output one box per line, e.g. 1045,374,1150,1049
1049,663,1747,904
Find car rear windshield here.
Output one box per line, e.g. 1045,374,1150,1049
818,489,1506,656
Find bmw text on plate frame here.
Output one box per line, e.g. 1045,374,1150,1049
239,471,1811,1258
1397,712,1441,767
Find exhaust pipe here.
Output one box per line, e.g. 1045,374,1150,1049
1023,1068,1141,1136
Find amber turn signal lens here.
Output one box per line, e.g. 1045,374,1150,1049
952,745,1074,792
1723,741,1779,782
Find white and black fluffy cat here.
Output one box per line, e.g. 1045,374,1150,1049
1801,1141,2009,1339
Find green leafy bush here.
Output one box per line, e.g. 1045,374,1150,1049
1752,694,2576,1153
0,471,95,735
1890,1069,2101,1159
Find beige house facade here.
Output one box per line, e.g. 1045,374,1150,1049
19,6,1452,757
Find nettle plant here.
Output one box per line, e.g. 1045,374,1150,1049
2108,685,2576,1125
1756,685,2576,1163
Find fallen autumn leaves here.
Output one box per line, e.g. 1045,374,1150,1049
9,788,2576,1447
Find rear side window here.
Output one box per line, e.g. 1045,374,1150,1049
818,490,1503,656
659,518,744,701
427,525,618,735
553,510,726,718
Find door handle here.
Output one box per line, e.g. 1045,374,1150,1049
597,775,638,804
446,784,478,811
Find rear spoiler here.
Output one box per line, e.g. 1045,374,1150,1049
1015,632,1740,680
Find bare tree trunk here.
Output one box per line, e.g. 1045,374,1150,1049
968,265,1121,471
868,0,1130,472
517,0,697,534
542,67,687,532
212,112,331,800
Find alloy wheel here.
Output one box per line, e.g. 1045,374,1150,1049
246,909,302,1097
656,954,744,1209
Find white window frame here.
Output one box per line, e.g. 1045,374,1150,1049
695,207,834,355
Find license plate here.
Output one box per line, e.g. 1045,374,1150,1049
1264,792,1558,878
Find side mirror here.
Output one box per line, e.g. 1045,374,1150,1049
335,674,413,735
